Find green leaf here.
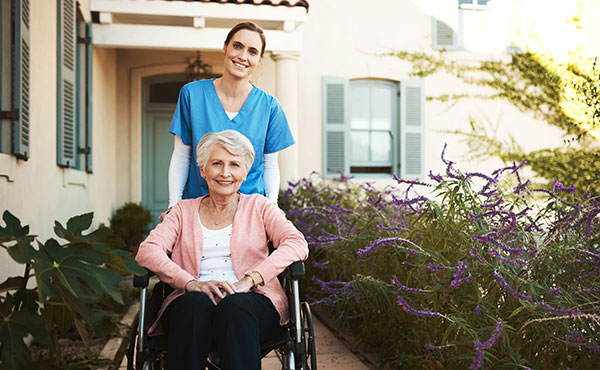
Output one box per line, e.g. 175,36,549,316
34,238,123,303
7,239,39,264
40,302,72,336
0,277,25,293
0,210,30,239
54,213,94,239
0,297,50,370
507,306,525,319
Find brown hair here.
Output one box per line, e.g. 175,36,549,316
224,22,266,57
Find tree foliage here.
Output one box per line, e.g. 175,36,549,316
386,50,600,195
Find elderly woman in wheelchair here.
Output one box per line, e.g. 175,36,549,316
135,129,309,370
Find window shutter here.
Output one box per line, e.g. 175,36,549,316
400,79,425,180
85,22,92,173
12,0,30,160
57,0,76,167
322,76,350,177
433,18,456,48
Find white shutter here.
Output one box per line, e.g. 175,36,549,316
400,79,425,180
57,0,77,167
13,0,30,159
322,76,350,177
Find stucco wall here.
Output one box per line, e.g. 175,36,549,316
0,1,119,282
295,0,565,186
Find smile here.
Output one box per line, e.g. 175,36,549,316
233,61,248,69
215,180,234,186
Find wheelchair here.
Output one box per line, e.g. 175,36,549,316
125,261,317,370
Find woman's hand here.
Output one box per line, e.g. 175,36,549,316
233,275,255,293
158,207,172,222
184,280,236,305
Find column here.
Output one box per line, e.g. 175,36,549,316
271,52,300,188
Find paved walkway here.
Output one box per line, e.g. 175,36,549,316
116,313,370,369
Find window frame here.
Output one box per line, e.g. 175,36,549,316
348,79,398,176
322,76,425,180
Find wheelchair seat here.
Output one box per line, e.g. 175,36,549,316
125,261,316,370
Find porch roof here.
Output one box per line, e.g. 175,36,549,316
90,0,309,53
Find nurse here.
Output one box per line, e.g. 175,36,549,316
164,21,294,218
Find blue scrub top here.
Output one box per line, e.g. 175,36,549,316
169,79,295,199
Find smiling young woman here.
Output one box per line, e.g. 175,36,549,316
163,22,294,222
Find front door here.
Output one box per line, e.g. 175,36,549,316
142,74,187,226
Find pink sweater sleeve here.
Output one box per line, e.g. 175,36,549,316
253,200,309,284
135,203,196,290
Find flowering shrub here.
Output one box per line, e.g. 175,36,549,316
281,145,599,369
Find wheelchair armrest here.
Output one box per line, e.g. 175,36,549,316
133,268,154,288
288,261,305,280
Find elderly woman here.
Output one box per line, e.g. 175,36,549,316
136,130,308,370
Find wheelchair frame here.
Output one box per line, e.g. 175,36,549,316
126,261,317,370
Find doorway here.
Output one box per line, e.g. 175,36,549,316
141,74,187,226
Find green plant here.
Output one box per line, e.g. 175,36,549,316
281,151,599,369
0,211,146,370
109,202,152,250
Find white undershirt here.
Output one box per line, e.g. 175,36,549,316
168,112,281,207
197,217,237,282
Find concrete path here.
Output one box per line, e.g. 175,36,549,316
116,313,370,370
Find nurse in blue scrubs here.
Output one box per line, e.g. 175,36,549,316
163,22,294,219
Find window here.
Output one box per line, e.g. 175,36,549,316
432,0,494,51
57,0,92,172
322,77,425,179
0,0,30,159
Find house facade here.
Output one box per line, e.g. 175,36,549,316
1,0,598,282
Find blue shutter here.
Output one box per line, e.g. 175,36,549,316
12,0,30,160
85,22,93,173
400,79,425,179
57,0,76,167
322,76,350,177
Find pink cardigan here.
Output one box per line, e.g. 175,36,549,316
135,194,309,333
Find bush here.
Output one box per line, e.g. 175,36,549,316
281,146,599,369
109,202,152,251
0,212,146,369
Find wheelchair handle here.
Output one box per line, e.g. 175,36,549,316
133,268,154,288
288,261,305,279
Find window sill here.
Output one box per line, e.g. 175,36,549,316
62,168,89,188
0,153,17,182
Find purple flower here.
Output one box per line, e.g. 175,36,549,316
468,350,483,370
392,275,428,293
358,237,417,256
474,306,482,315
308,296,335,307
311,276,355,294
311,260,327,270
424,343,442,350
449,261,470,289
534,302,582,316
567,331,585,342
427,263,447,272
470,247,486,263
547,288,562,296
493,271,533,302
552,179,577,194
428,171,443,183
396,295,442,318
474,321,504,350
567,342,600,354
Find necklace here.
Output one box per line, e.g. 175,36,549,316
202,194,239,226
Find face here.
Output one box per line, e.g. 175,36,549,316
222,29,263,79
200,144,247,198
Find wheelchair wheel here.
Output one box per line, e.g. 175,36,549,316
300,302,317,370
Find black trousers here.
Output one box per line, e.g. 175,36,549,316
161,291,283,370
